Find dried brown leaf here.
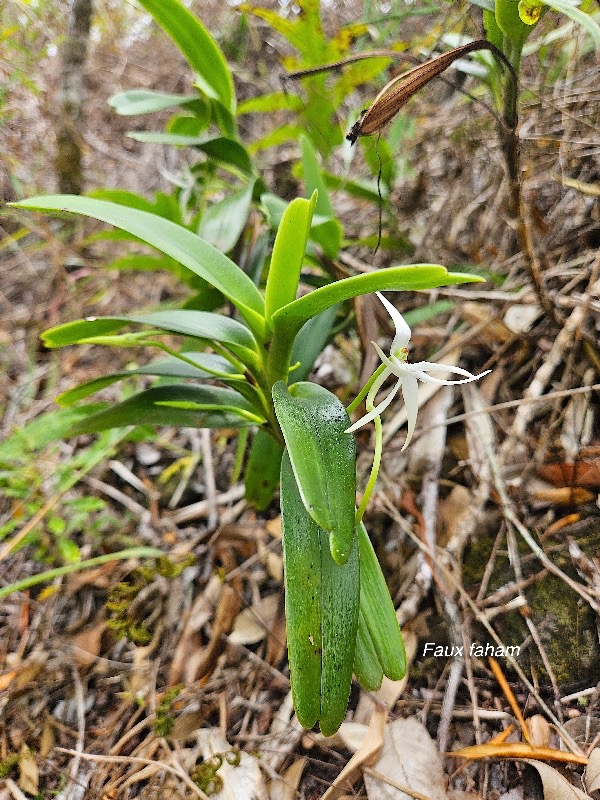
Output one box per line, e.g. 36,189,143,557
521,759,589,800
70,620,107,666
363,716,447,800
321,705,386,800
229,593,280,646
585,748,600,793
18,745,39,796
270,757,307,800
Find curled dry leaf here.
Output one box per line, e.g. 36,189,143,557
363,716,447,800
521,759,589,800
269,757,306,800
585,748,600,794
322,704,387,800
229,593,280,646
526,715,551,749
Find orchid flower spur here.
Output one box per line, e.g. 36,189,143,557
346,293,491,451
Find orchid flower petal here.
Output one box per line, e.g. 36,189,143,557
400,373,419,451
411,369,491,386
345,374,403,433
410,361,479,378
376,292,411,352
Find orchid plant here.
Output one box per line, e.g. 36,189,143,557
9,0,499,738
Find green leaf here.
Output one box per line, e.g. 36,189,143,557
136,0,235,112
126,134,255,176
354,610,384,691
357,521,406,680
249,124,306,153
280,452,359,735
319,526,359,737
271,265,482,356
300,136,342,258
238,92,303,114
265,194,316,323
108,89,198,115
301,136,333,217
199,180,255,253
272,381,355,565
291,305,339,382
245,430,283,511
69,385,264,435
43,310,256,352
56,352,241,406
13,196,266,339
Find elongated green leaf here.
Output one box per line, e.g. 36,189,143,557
300,136,342,258
300,136,333,217
136,0,235,112
280,451,322,729
265,194,316,323
128,134,255,176
238,92,303,114
13,196,266,339
43,309,256,351
273,381,355,565
56,353,241,406
291,305,339,382
319,528,359,736
245,430,283,511
280,452,359,736
354,610,383,692
199,180,255,253
69,385,264,435
357,521,406,680
109,90,198,115
270,265,483,362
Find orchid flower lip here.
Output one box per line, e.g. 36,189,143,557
345,293,491,449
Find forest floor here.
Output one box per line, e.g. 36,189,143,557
1,2,600,798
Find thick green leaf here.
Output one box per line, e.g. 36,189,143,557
109,90,198,115
354,610,383,692
244,430,283,511
357,521,406,681
199,180,255,253
69,385,264,435
13,196,266,339
319,528,359,736
270,265,483,365
56,353,241,406
136,0,235,112
280,451,322,729
43,310,256,352
265,194,316,323
280,452,359,736
272,381,355,565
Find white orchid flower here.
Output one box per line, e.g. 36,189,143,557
346,292,491,450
